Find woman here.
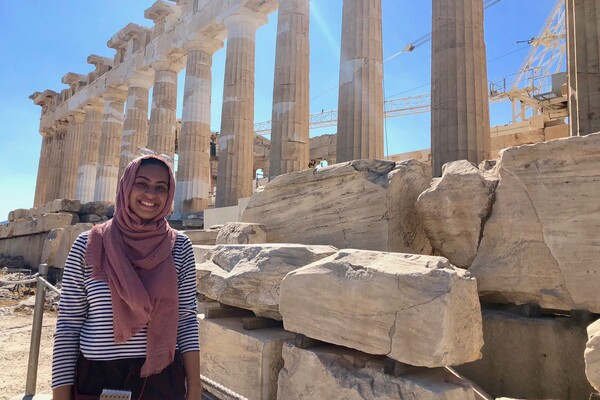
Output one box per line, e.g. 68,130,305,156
51,154,200,400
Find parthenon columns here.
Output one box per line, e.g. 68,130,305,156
335,0,384,163
46,121,67,202
94,88,127,203
431,0,490,177
269,0,310,177
33,132,51,207
75,100,104,203
174,37,224,217
119,71,153,180
61,110,85,199
148,60,183,160
567,0,600,136
216,8,267,208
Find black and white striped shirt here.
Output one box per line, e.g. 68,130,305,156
51,231,199,389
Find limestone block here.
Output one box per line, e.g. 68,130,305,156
242,159,432,253
183,229,219,245
456,308,594,399
586,319,600,391
80,214,103,223
79,201,112,216
192,245,213,264
41,223,93,268
278,343,492,400
40,199,81,214
416,160,498,268
215,222,267,245
197,244,338,320
38,213,75,231
182,219,203,228
199,315,295,400
9,208,36,221
3,213,73,238
470,134,600,312
280,249,483,367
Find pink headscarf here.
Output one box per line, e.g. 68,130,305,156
86,155,178,377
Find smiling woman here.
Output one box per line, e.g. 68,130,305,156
129,159,171,223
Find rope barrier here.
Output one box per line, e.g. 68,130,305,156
201,374,249,400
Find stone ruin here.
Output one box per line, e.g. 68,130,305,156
3,0,600,399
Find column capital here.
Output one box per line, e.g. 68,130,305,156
183,36,224,55
126,69,155,89
67,109,86,124
53,119,69,133
61,73,88,88
218,6,268,31
101,87,128,103
151,57,185,73
84,98,105,112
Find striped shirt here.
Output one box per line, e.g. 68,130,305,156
51,231,199,389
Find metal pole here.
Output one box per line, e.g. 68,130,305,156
25,263,48,396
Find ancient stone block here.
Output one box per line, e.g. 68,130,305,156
470,134,600,312
79,201,112,216
280,249,483,367
455,308,594,399
38,213,75,231
197,244,337,320
586,319,600,392
41,223,93,268
241,159,432,253
80,214,103,223
215,222,267,244
192,245,213,264
416,160,498,268
278,343,492,400
183,229,219,245
40,199,82,214
199,315,295,400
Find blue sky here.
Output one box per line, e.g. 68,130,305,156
0,0,557,221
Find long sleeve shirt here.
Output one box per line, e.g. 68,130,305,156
51,231,199,389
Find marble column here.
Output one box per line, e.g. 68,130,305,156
335,0,384,163
216,8,267,208
75,100,104,203
269,0,310,178
33,131,52,207
119,71,153,180
46,121,68,202
567,0,600,136
174,37,223,217
148,60,182,160
94,88,127,203
431,0,490,177
60,110,86,199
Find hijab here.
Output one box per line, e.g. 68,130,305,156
85,154,179,377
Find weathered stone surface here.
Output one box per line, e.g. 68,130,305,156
280,249,483,367
79,214,103,223
79,201,111,216
215,222,267,245
0,233,47,268
199,315,295,400
242,159,432,253
8,208,36,221
456,308,594,400
417,160,498,268
0,213,74,239
470,134,600,312
40,199,81,214
278,343,492,400
586,319,600,392
183,229,220,245
197,244,338,320
41,223,93,268
192,245,213,264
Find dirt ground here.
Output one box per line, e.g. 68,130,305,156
0,270,56,400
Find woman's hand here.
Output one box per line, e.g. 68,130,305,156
52,384,73,400
182,350,202,400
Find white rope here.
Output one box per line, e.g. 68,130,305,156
201,374,249,400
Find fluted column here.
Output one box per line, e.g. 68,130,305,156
34,131,52,207
174,37,223,217
216,8,267,207
119,71,153,180
431,0,490,177
75,100,104,203
94,88,127,202
148,60,182,159
335,0,384,163
269,0,310,178
60,110,86,199
45,121,68,202
567,0,600,136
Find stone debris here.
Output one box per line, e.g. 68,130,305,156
215,222,267,245
280,249,483,367
41,223,93,269
0,213,75,239
242,159,432,253
277,343,492,400
183,228,220,245
586,319,600,392
417,160,498,268
197,244,338,320
470,133,600,313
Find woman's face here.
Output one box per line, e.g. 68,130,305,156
128,162,170,223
